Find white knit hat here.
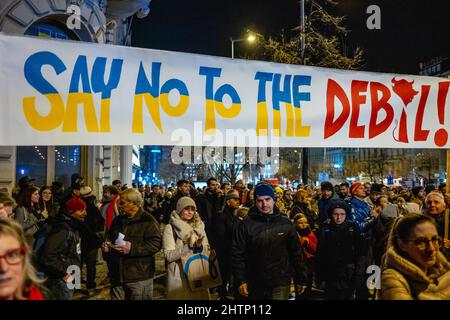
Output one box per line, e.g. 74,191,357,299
176,196,196,214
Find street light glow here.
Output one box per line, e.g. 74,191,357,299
247,34,256,42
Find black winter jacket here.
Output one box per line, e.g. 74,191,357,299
105,208,162,284
213,205,239,263
232,206,307,292
196,190,223,240
316,220,364,283
37,215,80,279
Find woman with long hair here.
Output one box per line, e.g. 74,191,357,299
380,213,450,299
0,219,44,300
162,196,210,300
39,186,59,219
14,187,44,246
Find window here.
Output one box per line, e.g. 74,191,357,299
55,146,81,188
16,146,47,188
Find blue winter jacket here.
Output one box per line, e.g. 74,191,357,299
347,197,377,243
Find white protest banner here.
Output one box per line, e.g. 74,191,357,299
0,33,449,148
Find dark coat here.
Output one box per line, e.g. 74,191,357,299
318,192,340,225
316,220,363,283
36,215,80,279
196,190,223,240
73,197,105,252
144,193,164,221
160,198,173,224
232,206,307,292
212,205,239,269
105,208,162,284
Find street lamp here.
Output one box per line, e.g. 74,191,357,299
230,31,260,59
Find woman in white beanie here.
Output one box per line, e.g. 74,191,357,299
162,196,210,300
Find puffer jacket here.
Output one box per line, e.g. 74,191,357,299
231,206,307,292
380,247,450,300
106,208,162,285
348,197,377,243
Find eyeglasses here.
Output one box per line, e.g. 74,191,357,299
405,236,442,250
0,247,26,265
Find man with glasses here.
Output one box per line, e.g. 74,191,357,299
102,188,161,300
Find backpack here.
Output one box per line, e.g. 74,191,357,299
33,222,54,258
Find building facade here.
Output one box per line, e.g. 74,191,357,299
0,0,151,195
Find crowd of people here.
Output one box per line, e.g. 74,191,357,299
1,174,449,300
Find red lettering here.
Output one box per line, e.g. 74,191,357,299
369,82,394,138
414,85,430,141
397,109,409,143
350,80,368,138
325,79,350,139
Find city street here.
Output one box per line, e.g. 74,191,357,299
73,249,167,300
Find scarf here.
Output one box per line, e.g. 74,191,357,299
169,210,205,245
297,226,312,237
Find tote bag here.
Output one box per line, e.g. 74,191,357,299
181,248,222,292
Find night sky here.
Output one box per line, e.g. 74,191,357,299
131,0,450,75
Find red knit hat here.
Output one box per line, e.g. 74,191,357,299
350,182,365,195
65,197,86,214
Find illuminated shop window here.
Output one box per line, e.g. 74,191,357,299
16,146,48,188
55,146,81,187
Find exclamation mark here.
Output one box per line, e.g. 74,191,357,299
434,82,450,147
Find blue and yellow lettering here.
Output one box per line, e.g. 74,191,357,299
292,75,311,137
160,79,189,117
272,73,292,136
64,55,98,132
91,57,123,132
133,62,189,133
23,51,66,131
133,62,162,133
254,72,273,136
199,66,241,134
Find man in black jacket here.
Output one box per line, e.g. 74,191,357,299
232,182,307,300
102,188,162,300
213,189,241,299
196,177,223,241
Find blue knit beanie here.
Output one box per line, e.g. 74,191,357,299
254,183,275,200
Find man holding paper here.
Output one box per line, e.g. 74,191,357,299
102,188,162,300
